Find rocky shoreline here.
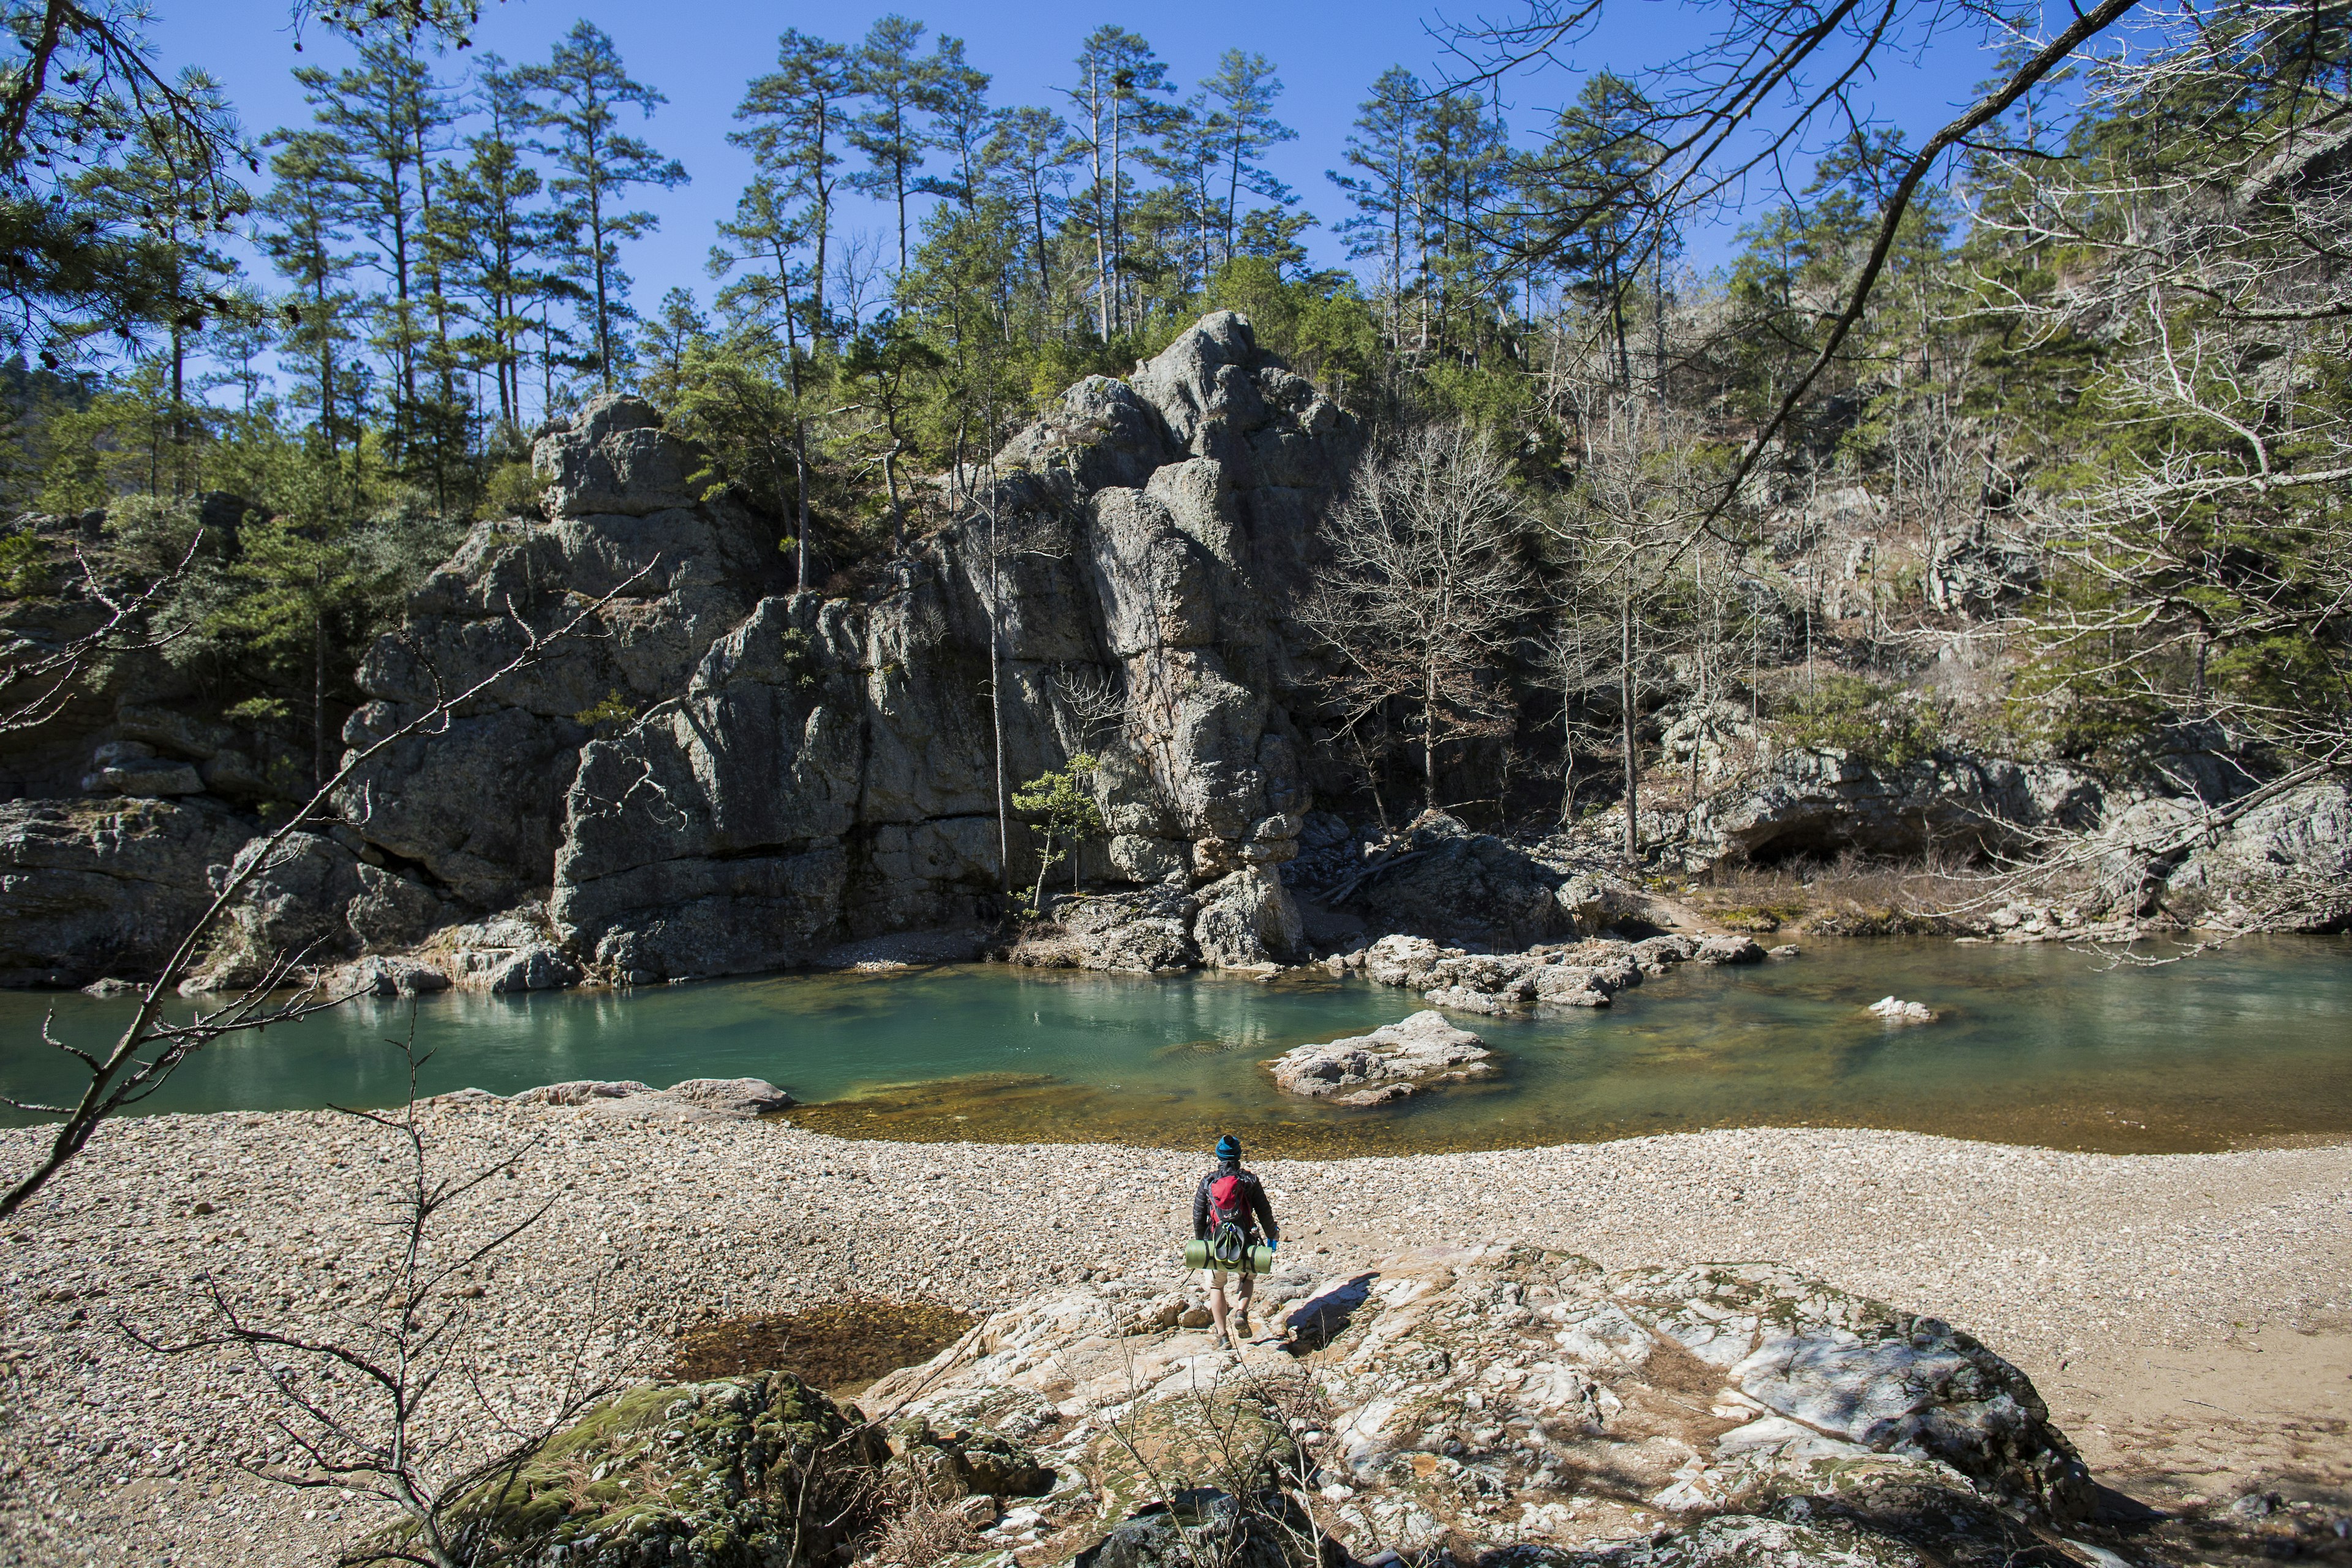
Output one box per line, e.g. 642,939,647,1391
6,310,2348,1007
3,1107,2347,1565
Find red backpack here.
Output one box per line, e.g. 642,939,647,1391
1207,1173,1252,1262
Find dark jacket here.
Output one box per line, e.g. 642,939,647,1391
1193,1162,1278,1242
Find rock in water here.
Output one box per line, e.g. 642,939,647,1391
1869,997,1937,1023
1265,1009,1495,1104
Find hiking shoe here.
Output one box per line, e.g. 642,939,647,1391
1234,1311,1253,1339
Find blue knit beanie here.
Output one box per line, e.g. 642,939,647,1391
1215,1134,1241,1162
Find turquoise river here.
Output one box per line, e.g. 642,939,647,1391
2,937,2348,1155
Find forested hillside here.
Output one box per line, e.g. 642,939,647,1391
0,0,2345,922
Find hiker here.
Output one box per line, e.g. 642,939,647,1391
1193,1133,1280,1346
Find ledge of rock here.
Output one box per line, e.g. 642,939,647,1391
850,1246,2094,1567
1267,1009,1494,1104
1326,930,1765,1016
428,1076,794,1121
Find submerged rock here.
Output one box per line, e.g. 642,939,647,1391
1266,1009,1494,1104
1869,997,1937,1023
451,1077,795,1121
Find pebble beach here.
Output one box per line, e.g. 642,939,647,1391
2,1106,2348,1565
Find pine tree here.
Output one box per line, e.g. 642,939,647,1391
519,21,687,391
1068,27,1174,339
1330,67,1424,338
292,37,459,475
982,106,1078,317
1527,74,1667,388
914,35,992,216
848,15,938,276
434,53,557,435
733,31,851,342
69,105,246,497
255,128,369,516
1199,50,1297,270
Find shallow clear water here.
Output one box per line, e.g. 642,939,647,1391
4,937,2349,1155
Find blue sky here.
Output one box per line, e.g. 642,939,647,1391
151,0,2015,312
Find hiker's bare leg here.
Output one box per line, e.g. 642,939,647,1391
1234,1275,1254,1338
1207,1276,1231,1341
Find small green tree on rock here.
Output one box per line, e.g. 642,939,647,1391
1012,752,1102,918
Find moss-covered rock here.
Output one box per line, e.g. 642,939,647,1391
443,1371,884,1567
887,1411,1056,1501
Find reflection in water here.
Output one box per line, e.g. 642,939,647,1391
2,937,2348,1155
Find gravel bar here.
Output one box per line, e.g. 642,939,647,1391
2,1109,2348,1565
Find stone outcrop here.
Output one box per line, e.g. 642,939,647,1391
1686,747,2104,865
2142,777,2352,932
1295,813,1585,951
853,1246,2100,1567
521,310,1348,981
1267,1009,1496,1103
0,798,254,986
1325,929,1769,1017
5,308,2342,984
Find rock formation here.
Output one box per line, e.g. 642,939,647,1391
439,1247,2117,1567
1267,1009,1496,1103
847,1246,2096,1566
531,312,1352,980
4,309,2346,986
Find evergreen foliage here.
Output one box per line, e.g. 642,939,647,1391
2,0,2348,823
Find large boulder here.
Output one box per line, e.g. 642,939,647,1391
1337,819,1578,949
184,829,366,989
440,1372,882,1567
1192,865,1302,967
1266,1009,1495,1104
0,798,253,986
858,1250,2095,1568
1057,887,1202,972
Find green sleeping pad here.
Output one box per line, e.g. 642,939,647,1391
1183,1238,1276,1274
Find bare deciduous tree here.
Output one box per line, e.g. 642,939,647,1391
1548,396,1716,859
1298,424,1537,815
127,1030,637,1568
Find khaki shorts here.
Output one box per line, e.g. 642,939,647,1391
1202,1267,1256,1291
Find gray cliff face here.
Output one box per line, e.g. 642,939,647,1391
331,402,782,910
0,799,255,986
349,310,1354,981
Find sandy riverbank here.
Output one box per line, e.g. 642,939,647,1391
2,1108,2347,1566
